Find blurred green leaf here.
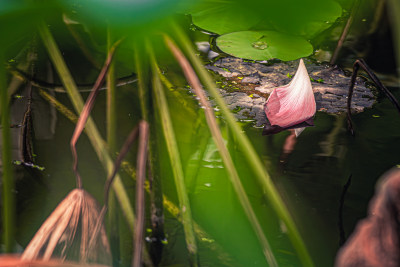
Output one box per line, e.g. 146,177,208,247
264,0,342,37
191,3,262,34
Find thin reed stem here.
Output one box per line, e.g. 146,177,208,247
147,41,199,267
165,35,278,267
105,29,120,265
1,56,15,252
39,75,234,266
133,122,150,267
134,44,166,265
171,21,314,267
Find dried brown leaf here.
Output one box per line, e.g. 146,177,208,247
21,189,111,265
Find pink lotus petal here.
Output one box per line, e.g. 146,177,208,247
264,59,316,131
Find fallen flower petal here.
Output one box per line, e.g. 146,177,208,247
263,59,316,136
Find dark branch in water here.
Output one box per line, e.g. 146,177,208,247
347,59,400,135
8,67,137,93
338,174,352,246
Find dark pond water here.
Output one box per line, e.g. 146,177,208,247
13,78,400,266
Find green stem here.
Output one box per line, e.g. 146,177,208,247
147,42,198,267
106,27,119,267
1,55,15,253
134,44,149,121
171,22,314,267
38,20,135,232
38,69,235,265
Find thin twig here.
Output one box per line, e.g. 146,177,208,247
347,59,400,135
104,125,139,205
88,122,153,267
89,123,140,254
338,175,352,246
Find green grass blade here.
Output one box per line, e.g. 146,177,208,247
147,42,198,267
37,32,234,265
165,35,278,266
37,20,135,231
1,55,15,252
171,22,314,267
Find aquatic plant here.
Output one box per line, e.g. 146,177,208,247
189,0,342,60
0,1,341,266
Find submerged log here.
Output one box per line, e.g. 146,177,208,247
202,56,376,127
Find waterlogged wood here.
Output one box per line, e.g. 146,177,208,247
165,35,278,267
21,189,111,264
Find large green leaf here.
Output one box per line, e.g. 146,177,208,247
216,30,313,61
190,0,342,38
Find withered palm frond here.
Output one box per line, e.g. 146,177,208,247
21,189,111,265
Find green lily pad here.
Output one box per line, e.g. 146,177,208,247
216,31,313,61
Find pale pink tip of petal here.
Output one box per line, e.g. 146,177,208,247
265,59,316,128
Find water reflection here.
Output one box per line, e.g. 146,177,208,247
13,74,400,267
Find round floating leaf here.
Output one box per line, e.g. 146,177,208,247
216,31,313,61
